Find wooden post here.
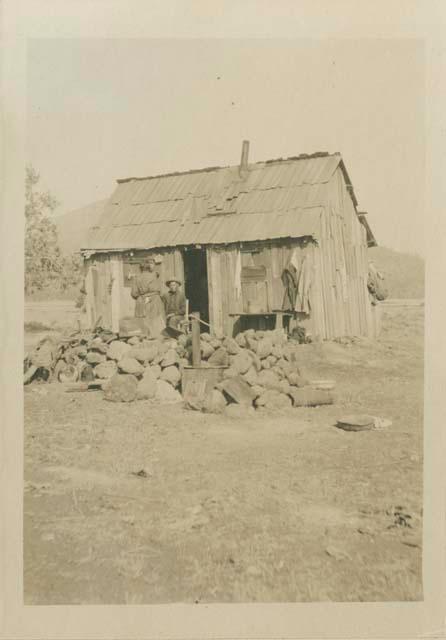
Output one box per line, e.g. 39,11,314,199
110,256,121,334
191,312,201,367
85,264,95,329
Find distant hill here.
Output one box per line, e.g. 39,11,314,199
54,200,107,255
369,246,424,299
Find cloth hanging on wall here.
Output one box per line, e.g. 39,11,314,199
281,262,298,310
295,254,312,314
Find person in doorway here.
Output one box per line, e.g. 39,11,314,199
130,256,165,337
161,278,187,331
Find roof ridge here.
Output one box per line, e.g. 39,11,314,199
116,152,341,184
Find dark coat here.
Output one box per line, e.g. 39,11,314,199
161,289,186,317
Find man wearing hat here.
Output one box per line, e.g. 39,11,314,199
130,256,165,336
161,278,187,331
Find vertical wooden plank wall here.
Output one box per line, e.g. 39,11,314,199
207,247,225,336
110,255,121,333
317,167,373,339
84,259,95,328
91,255,112,329
115,249,186,324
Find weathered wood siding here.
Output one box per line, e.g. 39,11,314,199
207,239,316,337
85,255,112,329
315,166,375,338
86,249,184,330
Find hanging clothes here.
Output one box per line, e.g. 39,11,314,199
281,262,299,310
295,254,312,314
367,261,388,302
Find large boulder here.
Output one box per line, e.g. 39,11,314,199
200,342,215,359
141,338,160,350
243,366,259,386
202,389,227,414
161,349,179,368
220,376,256,406
272,330,287,347
283,346,298,363
245,336,258,353
88,338,109,355
234,333,247,349
222,337,241,355
127,345,159,364
255,390,292,410
276,358,290,371
94,360,118,379
177,334,188,347
104,374,138,402
223,366,238,379
136,372,157,400
118,357,144,376
157,341,171,356
155,379,182,403
246,349,262,372
86,351,106,365
160,365,181,387
256,337,273,359
287,372,309,387
271,365,285,379
257,369,282,392
128,336,141,346
279,380,292,396
271,345,284,359
208,347,229,367
231,351,253,375
176,344,187,358
251,384,265,398
107,340,131,362
144,364,162,380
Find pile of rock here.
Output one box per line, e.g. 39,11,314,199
24,326,334,410
24,329,184,404
186,328,333,413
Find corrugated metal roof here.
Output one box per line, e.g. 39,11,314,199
83,153,346,251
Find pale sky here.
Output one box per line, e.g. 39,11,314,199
27,38,425,256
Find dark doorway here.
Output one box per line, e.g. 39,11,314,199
182,248,210,326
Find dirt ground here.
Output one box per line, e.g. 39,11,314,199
24,305,424,604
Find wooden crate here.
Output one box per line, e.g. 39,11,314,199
181,366,228,403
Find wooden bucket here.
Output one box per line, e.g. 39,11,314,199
182,365,228,403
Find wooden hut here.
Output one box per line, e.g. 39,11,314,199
81,142,379,339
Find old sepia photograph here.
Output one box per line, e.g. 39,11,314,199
22,37,425,606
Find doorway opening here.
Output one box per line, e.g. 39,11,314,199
182,248,210,327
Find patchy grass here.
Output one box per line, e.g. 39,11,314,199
24,306,423,604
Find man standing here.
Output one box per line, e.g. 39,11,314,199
161,278,187,331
